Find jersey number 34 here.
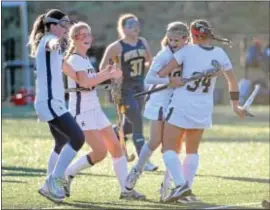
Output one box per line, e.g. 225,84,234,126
187,72,212,93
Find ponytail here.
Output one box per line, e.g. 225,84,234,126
211,33,232,47
28,14,46,57
65,44,75,59
160,35,168,49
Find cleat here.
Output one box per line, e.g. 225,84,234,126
125,167,142,190
63,175,74,197
159,182,171,202
38,175,66,203
144,161,158,172
120,189,146,200
177,191,200,204
164,182,190,203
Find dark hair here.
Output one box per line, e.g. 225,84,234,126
28,9,66,57
190,19,232,46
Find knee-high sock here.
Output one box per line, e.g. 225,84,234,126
112,155,129,193
135,143,153,171
47,150,59,176
163,150,186,187
183,154,199,188
65,154,93,177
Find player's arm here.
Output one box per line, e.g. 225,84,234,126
157,47,184,77
221,52,245,118
157,58,179,77
222,70,239,108
145,52,170,84
45,37,60,52
141,37,153,67
76,68,118,88
99,42,121,70
62,60,80,84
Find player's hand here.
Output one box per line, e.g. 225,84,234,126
103,64,114,72
169,77,185,88
110,68,122,79
48,39,60,52
233,106,246,119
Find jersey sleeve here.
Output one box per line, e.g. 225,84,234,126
67,55,87,72
145,68,170,85
145,49,170,84
150,49,172,72
173,47,185,66
219,48,233,71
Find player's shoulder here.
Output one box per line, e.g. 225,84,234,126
156,46,173,57
213,46,229,57
41,33,58,44
139,36,148,44
67,53,88,64
106,40,122,54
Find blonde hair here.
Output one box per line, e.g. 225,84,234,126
161,21,189,48
65,21,91,59
117,13,138,38
190,19,232,46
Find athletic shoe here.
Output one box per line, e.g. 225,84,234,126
159,182,171,202
163,182,190,203
38,175,66,203
125,167,142,190
120,189,146,200
177,190,200,204
144,161,158,172
63,175,74,197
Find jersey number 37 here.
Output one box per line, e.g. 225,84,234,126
130,58,144,77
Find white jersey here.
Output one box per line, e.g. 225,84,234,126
143,46,182,120
166,44,232,128
35,34,65,103
67,54,101,116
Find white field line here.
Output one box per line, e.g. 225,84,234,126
202,201,262,209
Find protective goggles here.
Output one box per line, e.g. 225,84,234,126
124,18,140,29
43,16,71,29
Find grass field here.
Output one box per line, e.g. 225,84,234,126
2,104,270,209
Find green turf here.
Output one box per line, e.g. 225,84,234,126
2,104,269,209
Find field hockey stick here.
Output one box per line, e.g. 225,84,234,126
109,59,135,162
65,84,111,93
133,60,222,98
116,103,136,162
240,84,261,117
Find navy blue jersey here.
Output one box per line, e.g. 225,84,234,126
119,39,147,90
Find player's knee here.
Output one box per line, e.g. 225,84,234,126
95,147,108,162
110,141,123,158
54,141,66,154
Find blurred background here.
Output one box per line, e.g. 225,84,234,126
1,1,269,106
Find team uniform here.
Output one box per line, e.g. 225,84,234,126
35,33,85,203
116,38,148,155
144,46,182,121
34,34,67,122
67,54,111,130
166,44,232,129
